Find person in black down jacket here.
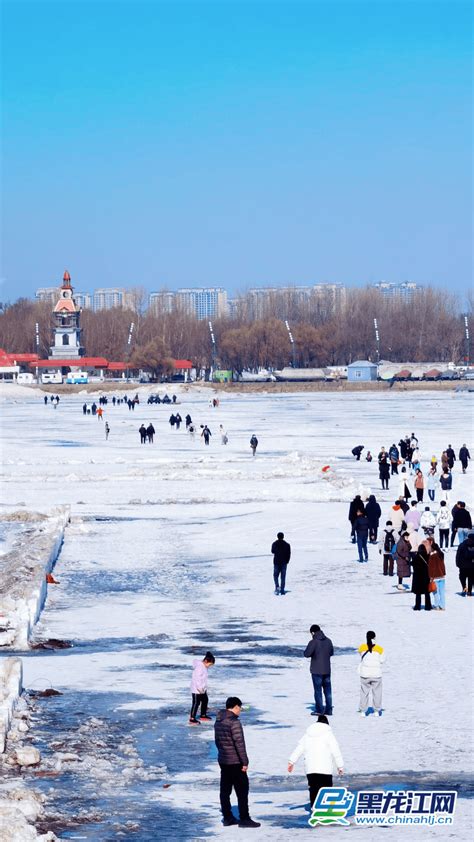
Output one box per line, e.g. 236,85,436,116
271,531,291,595
348,496,365,543
365,495,382,543
411,544,432,611
456,532,474,596
354,511,370,562
214,697,260,828
304,625,334,716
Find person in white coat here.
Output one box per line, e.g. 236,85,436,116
288,716,344,809
358,631,385,716
436,500,451,548
420,506,436,535
398,468,412,501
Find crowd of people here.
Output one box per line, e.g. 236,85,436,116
40,391,471,828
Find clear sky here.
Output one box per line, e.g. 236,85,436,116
1,0,472,301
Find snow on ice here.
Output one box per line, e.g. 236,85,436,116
0,383,472,840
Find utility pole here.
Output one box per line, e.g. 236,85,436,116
373,318,380,365
126,322,134,380
284,320,296,367
208,321,216,380
35,322,40,382
464,315,470,365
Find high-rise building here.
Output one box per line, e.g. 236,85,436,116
93,288,135,311
36,287,60,304
372,282,420,301
175,288,228,320
74,292,93,310
149,291,176,315
244,284,345,319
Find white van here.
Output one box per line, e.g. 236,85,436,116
17,372,35,385
41,372,63,384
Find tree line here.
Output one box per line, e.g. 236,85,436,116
0,286,471,375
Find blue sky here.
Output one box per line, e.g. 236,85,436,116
1,0,472,300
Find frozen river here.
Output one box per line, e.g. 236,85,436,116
1,385,473,840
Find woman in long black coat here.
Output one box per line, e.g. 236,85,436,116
365,495,382,543
379,459,390,490
411,544,432,611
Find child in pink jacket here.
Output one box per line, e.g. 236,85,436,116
189,651,215,725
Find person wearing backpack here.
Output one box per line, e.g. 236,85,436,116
357,631,385,716
380,521,396,576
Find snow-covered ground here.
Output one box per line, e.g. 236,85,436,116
0,385,473,840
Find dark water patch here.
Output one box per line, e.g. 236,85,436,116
62,568,210,598
19,689,212,840
24,633,171,658
49,440,90,448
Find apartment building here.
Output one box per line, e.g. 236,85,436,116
372,282,420,301
35,287,59,304
148,287,228,319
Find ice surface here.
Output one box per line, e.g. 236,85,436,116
0,385,472,839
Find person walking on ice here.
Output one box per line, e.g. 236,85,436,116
105,422,110,441
250,434,258,456
304,625,334,716
459,444,471,473
219,424,228,445
189,651,215,725
201,425,212,445
380,521,396,576
214,697,261,828
358,631,385,716
271,531,291,594
288,715,344,810
139,424,147,444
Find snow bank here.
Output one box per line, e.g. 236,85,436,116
0,657,22,753
0,508,69,649
0,785,57,841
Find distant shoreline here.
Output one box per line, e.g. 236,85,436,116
5,378,471,395
205,379,472,394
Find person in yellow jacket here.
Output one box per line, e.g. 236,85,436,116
358,631,385,717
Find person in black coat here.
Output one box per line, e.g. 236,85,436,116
304,625,334,715
354,511,370,562
139,424,147,444
459,445,471,473
379,459,390,490
351,445,364,460
271,532,291,595
446,445,456,470
214,698,260,828
146,423,155,444
456,533,474,595
365,495,382,543
411,544,432,611
348,496,365,543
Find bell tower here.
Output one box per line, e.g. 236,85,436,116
49,271,84,359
